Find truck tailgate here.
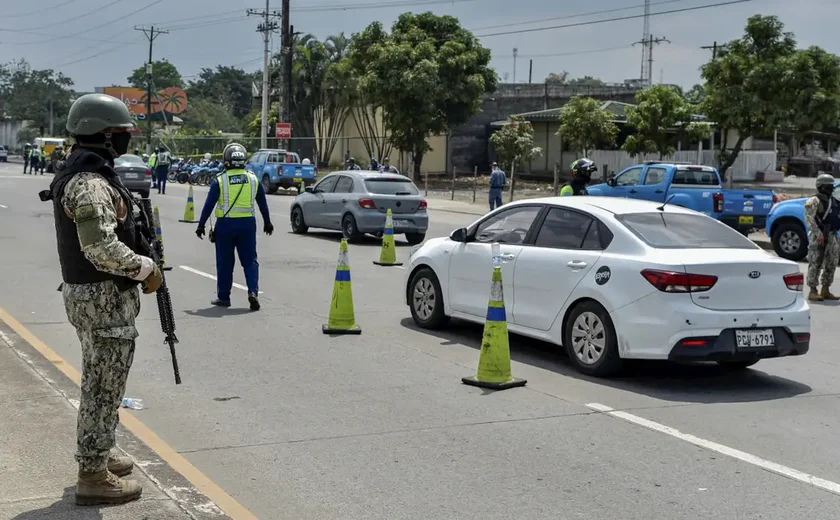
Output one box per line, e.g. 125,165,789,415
721,189,775,229
282,164,316,179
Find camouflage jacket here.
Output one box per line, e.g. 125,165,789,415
61,172,155,284
804,195,829,241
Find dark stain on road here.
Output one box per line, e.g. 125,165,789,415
213,396,241,402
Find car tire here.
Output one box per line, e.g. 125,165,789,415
290,206,308,234
262,175,279,195
405,232,426,245
408,267,450,330
772,221,807,261
341,213,363,243
139,190,150,199
563,300,622,377
717,360,759,370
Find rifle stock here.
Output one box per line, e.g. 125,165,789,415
137,198,182,385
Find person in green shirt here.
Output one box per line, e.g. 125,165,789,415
560,158,597,196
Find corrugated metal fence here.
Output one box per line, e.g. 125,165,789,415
588,150,777,181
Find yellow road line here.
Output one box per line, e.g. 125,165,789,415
0,306,259,520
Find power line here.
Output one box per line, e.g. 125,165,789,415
493,45,635,60
474,0,754,38
633,35,670,87
38,0,164,48
247,1,281,149
18,0,126,31
5,0,84,18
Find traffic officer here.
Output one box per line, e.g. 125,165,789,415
39,93,162,505
39,146,47,174
560,158,597,196
489,162,506,211
196,143,274,310
23,143,32,174
155,146,171,194
30,146,41,174
148,148,158,189
804,173,840,301
379,156,399,174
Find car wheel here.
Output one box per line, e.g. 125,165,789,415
342,213,363,243
563,301,622,377
290,206,308,234
772,222,807,261
408,268,450,330
405,232,426,245
717,360,759,370
139,190,150,199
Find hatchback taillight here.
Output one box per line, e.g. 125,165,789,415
145,169,152,177
418,200,427,211
783,272,804,291
713,192,724,213
641,269,718,293
358,198,376,209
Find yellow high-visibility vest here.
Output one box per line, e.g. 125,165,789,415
148,153,157,168
215,169,258,218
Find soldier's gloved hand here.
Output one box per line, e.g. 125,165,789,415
264,222,274,236
196,226,205,240
142,264,163,294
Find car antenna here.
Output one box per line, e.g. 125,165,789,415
657,194,677,211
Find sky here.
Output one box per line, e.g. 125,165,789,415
1,0,837,93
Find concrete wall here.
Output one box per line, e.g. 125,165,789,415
0,120,25,149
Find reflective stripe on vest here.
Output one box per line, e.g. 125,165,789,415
215,169,258,218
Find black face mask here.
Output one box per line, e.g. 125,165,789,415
109,132,132,157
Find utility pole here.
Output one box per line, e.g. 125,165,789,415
281,0,292,151
633,35,669,87
134,25,168,154
247,2,280,149
512,48,518,84
701,41,723,59
639,0,650,84
528,59,533,84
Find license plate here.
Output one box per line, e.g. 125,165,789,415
738,215,754,225
735,329,774,348
393,219,410,227
124,173,138,179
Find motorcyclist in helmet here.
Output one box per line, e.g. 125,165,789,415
346,157,361,171
560,158,597,196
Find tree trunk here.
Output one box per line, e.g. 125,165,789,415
413,149,424,180
720,135,745,178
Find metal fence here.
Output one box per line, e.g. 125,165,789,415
587,150,777,181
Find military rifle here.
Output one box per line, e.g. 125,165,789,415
136,198,182,385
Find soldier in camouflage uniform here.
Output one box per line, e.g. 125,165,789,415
804,173,840,302
40,93,163,506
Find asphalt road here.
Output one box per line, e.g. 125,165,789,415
1,162,840,519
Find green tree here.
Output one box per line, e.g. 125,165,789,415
0,59,74,136
566,76,606,87
245,102,279,136
559,96,619,156
622,85,711,159
128,59,184,89
785,46,840,138
489,116,542,201
683,84,706,105
186,65,258,120
351,12,497,177
180,98,241,133
701,15,798,172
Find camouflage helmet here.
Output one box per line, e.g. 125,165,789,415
66,93,134,136
816,173,835,188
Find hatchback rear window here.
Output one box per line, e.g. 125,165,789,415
364,179,419,195
115,155,145,166
617,212,757,249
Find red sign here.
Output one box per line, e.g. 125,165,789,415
275,123,292,139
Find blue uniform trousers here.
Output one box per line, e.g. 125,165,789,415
214,217,259,302
489,188,503,211
155,166,168,194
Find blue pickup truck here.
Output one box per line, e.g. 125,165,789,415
765,181,840,261
586,162,776,234
246,149,317,194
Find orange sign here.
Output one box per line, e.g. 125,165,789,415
103,87,188,116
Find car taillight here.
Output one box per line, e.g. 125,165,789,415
418,200,427,211
358,198,376,209
713,192,724,213
145,169,152,177
783,272,804,291
641,269,718,293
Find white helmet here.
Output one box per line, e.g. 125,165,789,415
204,153,212,161
302,158,311,165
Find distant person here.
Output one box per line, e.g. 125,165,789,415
155,146,171,195
804,174,840,301
346,157,361,171
23,143,32,174
29,146,41,174
489,162,506,211
368,156,379,171
379,157,399,174
560,158,597,196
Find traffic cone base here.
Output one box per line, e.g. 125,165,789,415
373,209,402,266
323,239,362,335
462,266,526,391
179,185,198,223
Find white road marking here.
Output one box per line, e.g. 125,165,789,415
586,403,840,497
0,204,7,209
178,265,264,294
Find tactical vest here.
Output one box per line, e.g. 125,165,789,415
562,181,589,196
41,149,146,289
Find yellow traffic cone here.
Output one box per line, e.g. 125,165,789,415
152,206,172,272
373,208,403,266
179,185,198,223
462,254,526,390
323,239,361,335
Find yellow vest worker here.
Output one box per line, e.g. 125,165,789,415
195,143,274,310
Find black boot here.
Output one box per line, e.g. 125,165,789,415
248,292,260,311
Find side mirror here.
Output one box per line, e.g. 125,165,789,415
305,186,315,193
607,178,617,187
450,227,468,242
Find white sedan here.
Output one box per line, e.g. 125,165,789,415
404,197,811,377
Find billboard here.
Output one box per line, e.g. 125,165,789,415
103,87,188,119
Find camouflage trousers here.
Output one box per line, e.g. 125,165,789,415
62,280,140,473
806,232,840,289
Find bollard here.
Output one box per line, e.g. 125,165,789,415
472,166,478,203
424,169,428,196
451,167,456,201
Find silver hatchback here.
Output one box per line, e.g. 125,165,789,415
290,171,429,244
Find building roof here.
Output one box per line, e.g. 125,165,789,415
490,100,708,127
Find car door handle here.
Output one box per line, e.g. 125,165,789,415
567,260,587,269
501,253,516,260
341,199,348,203
655,189,664,194
628,189,637,194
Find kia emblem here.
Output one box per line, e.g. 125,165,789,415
748,271,761,279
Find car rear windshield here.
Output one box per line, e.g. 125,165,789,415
115,155,145,166
617,212,757,249
364,179,419,195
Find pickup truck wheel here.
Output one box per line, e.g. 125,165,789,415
341,213,364,243
772,222,807,261
262,175,279,195
290,206,308,234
